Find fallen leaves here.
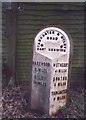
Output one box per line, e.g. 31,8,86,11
2,85,84,119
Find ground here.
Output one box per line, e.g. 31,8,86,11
2,84,84,119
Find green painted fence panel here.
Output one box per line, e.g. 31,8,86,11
15,3,84,85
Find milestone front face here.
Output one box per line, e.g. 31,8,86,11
31,27,70,116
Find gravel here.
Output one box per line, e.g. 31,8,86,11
2,85,85,119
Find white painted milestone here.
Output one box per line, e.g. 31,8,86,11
31,27,70,116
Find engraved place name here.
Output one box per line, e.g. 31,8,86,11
39,30,55,39
51,89,67,95
53,63,68,67
38,30,56,40
37,48,66,52
37,48,46,51
48,48,66,52
34,80,46,86
38,30,65,40
33,61,50,67
53,76,67,81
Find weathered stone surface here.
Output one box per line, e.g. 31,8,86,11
31,27,70,116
